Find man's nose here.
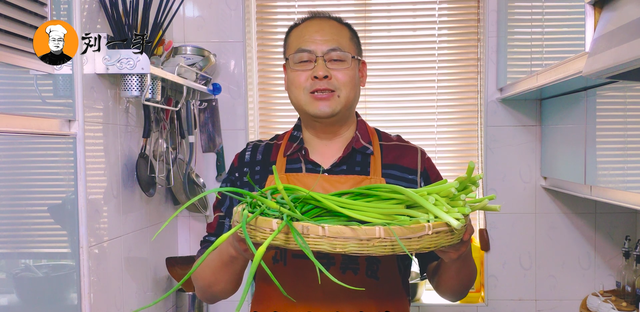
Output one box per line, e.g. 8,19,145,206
312,57,331,80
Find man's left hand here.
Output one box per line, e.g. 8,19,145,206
434,222,474,262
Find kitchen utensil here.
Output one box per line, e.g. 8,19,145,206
479,210,490,252
183,100,209,214
150,56,162,67
169,107,189,207
176,289,208,312
169,104,208,213
199,98,226,182
198,98,222,153
136,103,157,197
163,45,216,84
161,40,174,60
153,98,175,187
166,134,181,206
157,39,174,69
163,96,180,207
164,44,210,65
200,84,226,182
214,140,226,182
194,53,216,85
162,57,196,81
155,39,165,55
97,0,184,57
149,0,184,55
165,256,196,292
409,271,427,302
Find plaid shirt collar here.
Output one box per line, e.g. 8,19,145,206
283,112,375,158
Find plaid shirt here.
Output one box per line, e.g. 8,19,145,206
198,112,443,298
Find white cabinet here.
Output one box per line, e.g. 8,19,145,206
540,82,640,209
541,92,589,184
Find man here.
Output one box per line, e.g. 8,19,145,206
192,11,477,311
39,24,73,66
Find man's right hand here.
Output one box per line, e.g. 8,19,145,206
229,231,256,261
192,233,254,304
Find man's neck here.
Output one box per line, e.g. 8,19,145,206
300,113,357,169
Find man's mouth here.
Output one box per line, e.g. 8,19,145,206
310,89,335,94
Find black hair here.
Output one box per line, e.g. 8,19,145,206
283,11,363,59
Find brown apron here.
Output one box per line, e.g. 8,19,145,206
250,124,409,312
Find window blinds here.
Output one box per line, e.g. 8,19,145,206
505,0,585,84
246,0,481,181
0,0,50,69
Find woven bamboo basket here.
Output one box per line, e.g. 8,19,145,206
231,204,468,256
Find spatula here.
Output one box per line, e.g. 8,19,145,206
166,255,197,292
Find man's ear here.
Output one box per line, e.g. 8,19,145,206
359,60,367,87
283,63,288,91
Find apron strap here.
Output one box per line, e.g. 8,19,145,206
274,130,293,176
367,124,382,178
274,123,382,179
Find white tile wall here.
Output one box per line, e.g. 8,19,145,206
535,213,596,300
82,75,120,125
85,122,123,246
485,214,536,300
535,186,596,215
484,126,537,214
183,0,245,42
122,228,152,312
486,99,539,127
81,0,183,309
88,239,124,312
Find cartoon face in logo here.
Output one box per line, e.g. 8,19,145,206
47,25,66,53
33,21,78,66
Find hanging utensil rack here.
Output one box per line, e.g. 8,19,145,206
83,32,213,111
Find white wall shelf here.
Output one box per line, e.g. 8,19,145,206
149,65,209,95
542,178,640,211
81,33,213,106
499,52,614,101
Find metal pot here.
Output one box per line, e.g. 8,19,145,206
176,288,208,312
163,45,217,84
164,45,211,65
193,53,216,85
409,271,427,302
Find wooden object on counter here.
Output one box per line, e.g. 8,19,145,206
580,289,637,312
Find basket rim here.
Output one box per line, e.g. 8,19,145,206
231,204,468,241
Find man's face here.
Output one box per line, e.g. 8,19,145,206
48,34,64,52
283,19,367,122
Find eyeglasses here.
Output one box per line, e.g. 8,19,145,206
286,51,363,70
49,38,64,43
